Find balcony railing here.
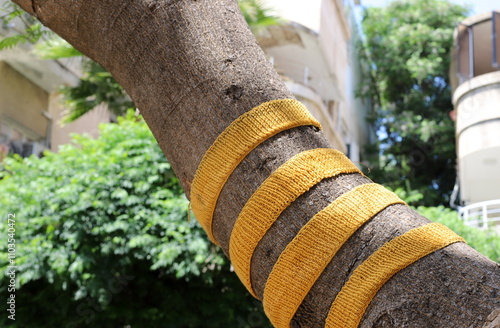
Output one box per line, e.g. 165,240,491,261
458,199,500,233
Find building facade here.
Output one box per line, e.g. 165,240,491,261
449,11,500,232
256,0,375,164
0,1,111,159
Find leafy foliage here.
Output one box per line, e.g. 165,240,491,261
238,0,281,32
361,0,469,206
59,60,134,124
0,3,51,50
0,22,45,49
33,36,82,59
0,113,271,327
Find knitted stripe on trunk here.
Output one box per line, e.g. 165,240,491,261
325,222,464,328
263,183,405,327
190,99,321,244
230,148,361,297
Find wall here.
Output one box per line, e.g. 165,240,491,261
319,0,350,100
48,96,110,151
453,71,500,204
0,61,49,142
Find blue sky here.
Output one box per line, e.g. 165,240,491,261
360,0,498,15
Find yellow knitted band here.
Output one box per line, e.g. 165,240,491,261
230,148,361,297
263,183,405,328
190,99,322,244
325,222,465,328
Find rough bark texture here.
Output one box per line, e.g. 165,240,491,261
13,0,500,326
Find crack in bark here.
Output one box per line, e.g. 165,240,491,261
225,84,244,100
162,0,190,8
373,312,395,327
31,0,40,20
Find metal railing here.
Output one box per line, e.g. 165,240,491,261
459,199,500,233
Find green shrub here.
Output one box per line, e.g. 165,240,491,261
0,112,270,328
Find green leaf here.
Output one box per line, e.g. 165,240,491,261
33,36,82,59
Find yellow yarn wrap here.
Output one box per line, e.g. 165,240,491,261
325,222,465,328
190,99,467,328
190,99,321,244
263,183,405,328
229,148,361,297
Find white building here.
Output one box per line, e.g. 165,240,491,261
450,11,500,232
256,0,375,163
0,0,110,159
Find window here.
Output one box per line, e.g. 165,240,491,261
456,11,500,84
327,100,337,121
0,120,47,158
494,11,500,67
457,23,472,81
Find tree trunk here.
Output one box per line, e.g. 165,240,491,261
13,0,500,326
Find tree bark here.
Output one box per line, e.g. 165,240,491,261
13,0,500,326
